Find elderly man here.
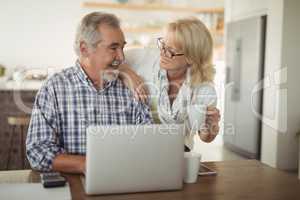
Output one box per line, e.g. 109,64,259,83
26,12,152,174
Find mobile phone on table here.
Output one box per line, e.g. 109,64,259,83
40,172,66,188
198,164,217,176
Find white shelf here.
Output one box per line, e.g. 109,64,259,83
82,2,224,14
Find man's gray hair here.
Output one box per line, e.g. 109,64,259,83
74,12,120,56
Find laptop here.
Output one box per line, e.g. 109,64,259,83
84,124,184,195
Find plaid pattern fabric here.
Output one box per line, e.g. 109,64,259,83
26,61,152,171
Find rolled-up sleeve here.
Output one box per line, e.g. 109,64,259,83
26,82,64,171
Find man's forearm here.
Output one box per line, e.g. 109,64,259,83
52,154,85,174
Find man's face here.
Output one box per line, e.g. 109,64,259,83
86,24,126,71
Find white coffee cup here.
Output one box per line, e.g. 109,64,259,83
187,104,207,132
184,152,201,183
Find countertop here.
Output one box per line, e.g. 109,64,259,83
0,77,44,91
1,160,300,200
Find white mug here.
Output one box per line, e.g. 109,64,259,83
184,152,201,183
187,104,207,132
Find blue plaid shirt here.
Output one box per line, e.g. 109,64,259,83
26,61,152,171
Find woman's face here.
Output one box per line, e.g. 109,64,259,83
158,32,189,72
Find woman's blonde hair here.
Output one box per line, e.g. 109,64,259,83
166,17,215,87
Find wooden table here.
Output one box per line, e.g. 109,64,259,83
1,160,300,200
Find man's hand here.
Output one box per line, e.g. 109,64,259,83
199,106,221,143
118,63,149,103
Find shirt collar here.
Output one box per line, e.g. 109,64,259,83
75,60,92,86
75,60,118,91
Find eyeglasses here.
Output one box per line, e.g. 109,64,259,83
157,37,184,59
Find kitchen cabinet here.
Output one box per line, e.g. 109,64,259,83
0,90,37,170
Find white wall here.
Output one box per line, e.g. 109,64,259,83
260,0,284,169
0,0,225,72
225,0,267,22
277,0,300,169
225,0,300,170
0,0,85,70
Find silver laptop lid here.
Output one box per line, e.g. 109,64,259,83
85,124,184,195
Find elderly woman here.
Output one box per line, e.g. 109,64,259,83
119,17,220,151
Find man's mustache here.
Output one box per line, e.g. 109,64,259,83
111,60,122,67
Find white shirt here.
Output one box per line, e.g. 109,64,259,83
125,48,217,149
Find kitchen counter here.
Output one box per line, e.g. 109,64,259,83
0,78,44,91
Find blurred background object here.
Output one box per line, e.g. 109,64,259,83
82,0,224,50
0,64,6,77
